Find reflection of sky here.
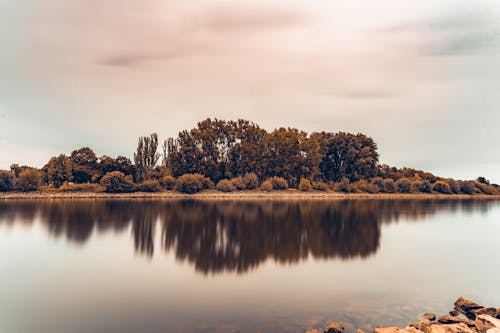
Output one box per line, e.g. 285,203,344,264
1,201,499,333
0,0,499,182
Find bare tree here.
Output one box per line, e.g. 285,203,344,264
134,133,160,182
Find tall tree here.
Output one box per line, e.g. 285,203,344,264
43,154,73,187
134,133,160,182
70,147,98,183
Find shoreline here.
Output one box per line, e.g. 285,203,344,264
1,190,500,200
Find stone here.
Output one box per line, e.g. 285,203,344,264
324,322,345,333
455,297,484,316
402,327,427,333
305,329,322,333
474,309,498,318
497,309,500,319
429,323,474,333
420,314,437,322
450,310,461,317
438,315,475,326
358,329,366,333
487,329,500,333
410,322,432,333
374,327,401,333
475,315,500,333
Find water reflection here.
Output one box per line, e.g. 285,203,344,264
0,199,495,274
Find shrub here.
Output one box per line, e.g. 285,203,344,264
334,178,352,193
298,178,312,191
313,181,329,191
433,181,451,194
100,171,134,193
0,170,14,192
370,177,385,192
396,178,412,193
446,180,460,194
269,177,288,190
59,183,105,192
382,178,396,193
475,182,493,195
242,173,259,189
175,173,213,194
136,179,162,192
230,177,246,190
161,175,176,190
216,179,236,192
354,180,379,193
39,185,59,193
459,181,475,195
414,180,432,193
15,169,43,192
260,179,273,192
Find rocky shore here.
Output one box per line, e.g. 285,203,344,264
304,297,500,333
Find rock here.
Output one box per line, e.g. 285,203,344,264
475,315,500,333
438,315,475,326
374,327,401,333
402,327,427,333
497,309,500,319
474,309,498,317
455,297,484,316
358,329,366,333
487,329,500,333
410,322,432,333
324,322,345,333
305,329,322,333
429,323,475,333
450,310,461,317
420,314,437,322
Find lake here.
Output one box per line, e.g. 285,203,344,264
1,199,499,333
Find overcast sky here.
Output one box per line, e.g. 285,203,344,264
1,0,499,182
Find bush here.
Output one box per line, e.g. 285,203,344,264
269,177,288,190
334,178,352,193
161,175,176,190
100,171,134,193
475,182,493,195
136,179,162,192
370,177,385,192
242,173,259,189
59,183,105,192
414,180,432,193
260,179,273,192
396,178,412,193
15,169,43,192
230,177,246,190
298,178,312,191
459,181,475,195
0,170,14,192
216,179,236,192
433,181,451,194
353,180,379,193
313,181,329,191
175,173,213,194
382,178,396,193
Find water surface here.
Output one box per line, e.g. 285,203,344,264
1,199,499,333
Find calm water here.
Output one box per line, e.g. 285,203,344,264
1,199,499,333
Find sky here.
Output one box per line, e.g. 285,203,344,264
0,0,499,182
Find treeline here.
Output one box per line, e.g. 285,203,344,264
0,118,498,195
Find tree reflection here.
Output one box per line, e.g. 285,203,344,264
0,199,495,274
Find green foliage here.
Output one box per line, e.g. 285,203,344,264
298,178,312,191
432,181,451,194
100,171,134,193
216,179,236,192
0,170,14,192
260,179,273,192
136,179,162,192
59,183,105,192
175,173,213,194
161,175,176,190
15,169,43,192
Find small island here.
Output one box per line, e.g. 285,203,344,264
1,118,498,198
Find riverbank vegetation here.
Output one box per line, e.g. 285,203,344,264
0,118,498,195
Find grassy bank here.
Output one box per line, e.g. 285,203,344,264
1,190,500,200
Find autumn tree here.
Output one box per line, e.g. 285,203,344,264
134,133,160,182
70,147,98,183
320,132,379,182
99,155,135,177
43,154,73,187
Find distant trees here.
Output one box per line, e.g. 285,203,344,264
0,171,13,191
16,169,43,192
70,147,98,183
100,171,134,193
134,133,160,182
43,154,73,187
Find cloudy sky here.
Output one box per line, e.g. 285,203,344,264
1,0,499,182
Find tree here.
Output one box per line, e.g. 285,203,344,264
70,147,98,183
43,154,73,187
15,169,43,192
134,133,160,182
100,171,134,193
0,170,14,192
99,155,135,177
320,132,379,182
